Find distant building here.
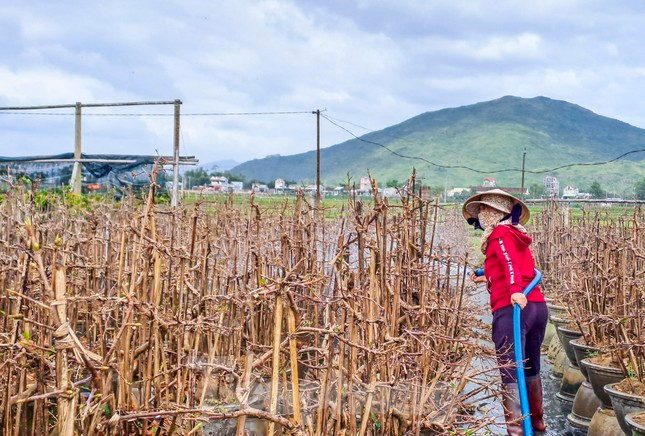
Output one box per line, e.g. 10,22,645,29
230,181,243,192
483,177,497,188
274,178,286,190
419,186,432,200
210,176,229,187
251,183,269,193
382,187,399,198
332,186,346,196
359,176,371,192
562,185,578,199
544,175,559,197
447,187,470,197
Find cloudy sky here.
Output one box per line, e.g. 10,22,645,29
1,1,644,166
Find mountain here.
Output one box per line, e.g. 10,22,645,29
230,96,645,193
200,159,239,172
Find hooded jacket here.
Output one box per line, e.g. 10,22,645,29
484,225,545,312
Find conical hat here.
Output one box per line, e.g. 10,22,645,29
462,188,530,225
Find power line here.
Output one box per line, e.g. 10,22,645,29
0,110,315,117
525,148,645,173
321,113,520,174
320,113,645,175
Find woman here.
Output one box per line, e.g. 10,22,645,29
464,189,548,435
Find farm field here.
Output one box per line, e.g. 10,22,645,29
0,177,643,435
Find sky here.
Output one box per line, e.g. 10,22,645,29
1,0,645,167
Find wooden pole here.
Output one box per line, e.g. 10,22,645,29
521,147,527,199
171,99,182,207
286,305,301,424
316,109,321,208
267,294,283,436
72,102,82,195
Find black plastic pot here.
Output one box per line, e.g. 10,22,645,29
625,412,645,436
550,314,571,333
581,357,625,409
605,381,645,436
546,302,568,319
558,325,584,367
571,337,600,381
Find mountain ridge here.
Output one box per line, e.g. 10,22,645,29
230,96,645,192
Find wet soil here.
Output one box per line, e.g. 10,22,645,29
614,378,645,396
586,353,622,368
633,411,645,426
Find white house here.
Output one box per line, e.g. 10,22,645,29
230,181,243,192
544,175,560,197
359,176,371,192
483,177,497,188
251,183,269,193
332,186,346,196
447,187,470,197
274,178,286,190
210,176,229,187
562,185,579,199
382,187,399,198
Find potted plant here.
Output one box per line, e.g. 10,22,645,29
580,353,625,409
625,412,645,436
605,378,645,435
557,322,584,367
567,338,603,431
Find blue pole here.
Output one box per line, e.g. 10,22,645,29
476,268,542,436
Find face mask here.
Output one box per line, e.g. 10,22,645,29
478,209,504,230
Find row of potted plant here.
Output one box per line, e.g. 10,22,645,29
531,205,645,435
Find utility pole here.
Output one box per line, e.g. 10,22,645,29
171,99,182,207
316,109,321,208
72,102,82,195
520,147,527,199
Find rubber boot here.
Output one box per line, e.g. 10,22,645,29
502,383,524,436
526,375,547,432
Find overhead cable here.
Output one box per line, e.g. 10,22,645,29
0,110,314,116
321,113,645,175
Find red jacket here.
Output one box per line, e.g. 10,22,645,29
484,225,545,312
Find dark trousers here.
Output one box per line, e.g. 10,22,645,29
492,301,548,384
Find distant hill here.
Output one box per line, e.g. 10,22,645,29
200,159,239,172
230,96,645,194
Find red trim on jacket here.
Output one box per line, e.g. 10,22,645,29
484,225,545,312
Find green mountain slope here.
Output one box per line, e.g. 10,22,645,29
230,96,645,193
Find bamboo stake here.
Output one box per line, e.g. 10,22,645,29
267,293,284,436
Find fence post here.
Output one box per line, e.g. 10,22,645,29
72,102,82,194
171,99,182,207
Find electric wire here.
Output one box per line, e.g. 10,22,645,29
3,107,644,175
321,113,521,174
321,113,645,175
0,110,314,116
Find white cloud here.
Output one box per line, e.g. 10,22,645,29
1,0,645,161
0,66,128,104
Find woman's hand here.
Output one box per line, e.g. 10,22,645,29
469,271,487,283
511,292,528,309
